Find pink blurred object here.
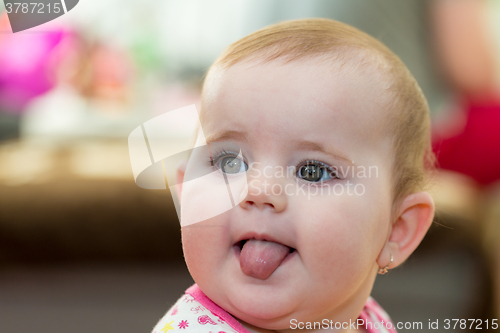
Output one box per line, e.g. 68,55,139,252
0,13,67,114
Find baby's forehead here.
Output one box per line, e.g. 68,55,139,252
201,56,394,143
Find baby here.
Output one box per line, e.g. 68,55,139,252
151,18,435,333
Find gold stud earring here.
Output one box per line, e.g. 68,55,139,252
378,254,393,275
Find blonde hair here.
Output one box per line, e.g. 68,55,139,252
202,18,435,215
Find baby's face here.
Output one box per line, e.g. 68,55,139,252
182,59,395,330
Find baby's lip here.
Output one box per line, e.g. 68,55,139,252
234,232,295,251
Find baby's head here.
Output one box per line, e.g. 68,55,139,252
180,18,435,331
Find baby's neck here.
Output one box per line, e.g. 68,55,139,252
237,318,365,333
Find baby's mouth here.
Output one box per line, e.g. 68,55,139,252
235,239,295,280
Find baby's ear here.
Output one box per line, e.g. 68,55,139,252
175,160,188,200
377,192,435,270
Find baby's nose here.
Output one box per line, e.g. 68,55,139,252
238,176,288,213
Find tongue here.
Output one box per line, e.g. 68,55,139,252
240,240,291,280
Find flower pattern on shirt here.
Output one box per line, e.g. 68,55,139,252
178,320,189,329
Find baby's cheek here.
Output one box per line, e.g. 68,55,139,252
181,227,205,276
181,222,228,280
297,198,377,282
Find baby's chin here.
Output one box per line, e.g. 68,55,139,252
230,306,297,332
220,282,303,329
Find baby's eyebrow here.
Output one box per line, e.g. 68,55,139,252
205,130,248,143
205,131,353,165
293,140,353,165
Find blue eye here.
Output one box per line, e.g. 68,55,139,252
220,156,247,174
297,161,339,182
212,152,248,174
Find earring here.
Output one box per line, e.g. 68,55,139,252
378,254,393,275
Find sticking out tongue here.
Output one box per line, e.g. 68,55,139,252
239,239,291,280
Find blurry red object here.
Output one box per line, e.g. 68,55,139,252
433,97,500,186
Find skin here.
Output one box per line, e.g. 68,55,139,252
178,58,434,333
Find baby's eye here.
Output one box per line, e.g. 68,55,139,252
297,161,339,182
214,154,248,174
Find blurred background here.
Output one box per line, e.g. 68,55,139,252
0,0,500,332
